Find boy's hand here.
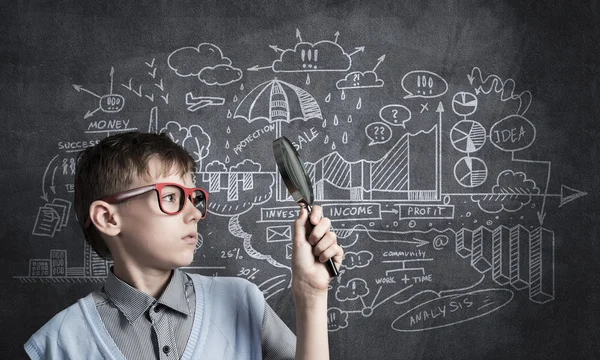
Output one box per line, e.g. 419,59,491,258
292,205,343,301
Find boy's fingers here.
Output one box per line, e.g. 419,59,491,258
313,232,336,257
318,243,343,264
310,205,323,226
293,207,309,246
307,217,331,245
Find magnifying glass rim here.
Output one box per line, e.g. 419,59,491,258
272,136,314,206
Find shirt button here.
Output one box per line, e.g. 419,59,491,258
162,345,170,354
154,305,161,313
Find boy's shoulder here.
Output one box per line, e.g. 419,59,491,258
25,294,107,359
29,294,90,337
187,272,263,300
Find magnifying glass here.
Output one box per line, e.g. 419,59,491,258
273,136,339,277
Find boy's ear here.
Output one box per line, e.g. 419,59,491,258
89,201,121,237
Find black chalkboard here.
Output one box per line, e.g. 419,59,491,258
2,1,599,358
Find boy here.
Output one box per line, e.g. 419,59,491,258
25,132,343,359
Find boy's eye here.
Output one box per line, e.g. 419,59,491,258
162,193,178,202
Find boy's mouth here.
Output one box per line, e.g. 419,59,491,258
183,232,197,242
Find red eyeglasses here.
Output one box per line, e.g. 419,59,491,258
84,182,208,228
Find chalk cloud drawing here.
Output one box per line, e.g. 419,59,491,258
168,43,243,86
471,170,540,213
248,29,364,73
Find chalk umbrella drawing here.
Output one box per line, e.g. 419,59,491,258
234,78,323,138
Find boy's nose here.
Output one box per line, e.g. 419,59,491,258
184,196,204,222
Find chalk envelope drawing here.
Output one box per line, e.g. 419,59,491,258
266,225,292,243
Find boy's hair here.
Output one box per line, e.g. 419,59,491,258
74,131,196,259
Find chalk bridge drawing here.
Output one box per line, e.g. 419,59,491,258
168,43,243,86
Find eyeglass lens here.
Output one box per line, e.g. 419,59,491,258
159,185,206,215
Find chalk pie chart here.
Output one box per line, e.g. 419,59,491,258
452,92,478,116
454,156,488,188
450,120,486,153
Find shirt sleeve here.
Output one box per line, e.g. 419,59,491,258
261,302,296,360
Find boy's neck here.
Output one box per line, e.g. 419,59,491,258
112,262,173,299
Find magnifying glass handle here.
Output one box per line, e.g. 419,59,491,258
305,205,339,277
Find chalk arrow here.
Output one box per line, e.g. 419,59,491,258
269,45,284,53
412,238,430,248
247,65,271,72
559,184,588,207
41,155,59,201
155,78,164,91
436,101,445,114
132,85,143,97
372,54,386,72
467,72,475,85
296,28,302,42
84,108,100,119
121,78,133,91
536,211,547,226
348,46,365,57
381,208,399,215
334,31,340,43
72,84,101,98
109,67,115,94
145,58,155,67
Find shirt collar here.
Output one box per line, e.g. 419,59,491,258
104,268,191,324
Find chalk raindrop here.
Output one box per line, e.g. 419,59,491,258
341,89,346,100
227,109,232,118
325,93,331,103
356,97,362,109
306,73,310,85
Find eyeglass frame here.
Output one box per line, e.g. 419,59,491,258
83,182,209,229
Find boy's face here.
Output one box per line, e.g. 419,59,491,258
113,157,202,271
